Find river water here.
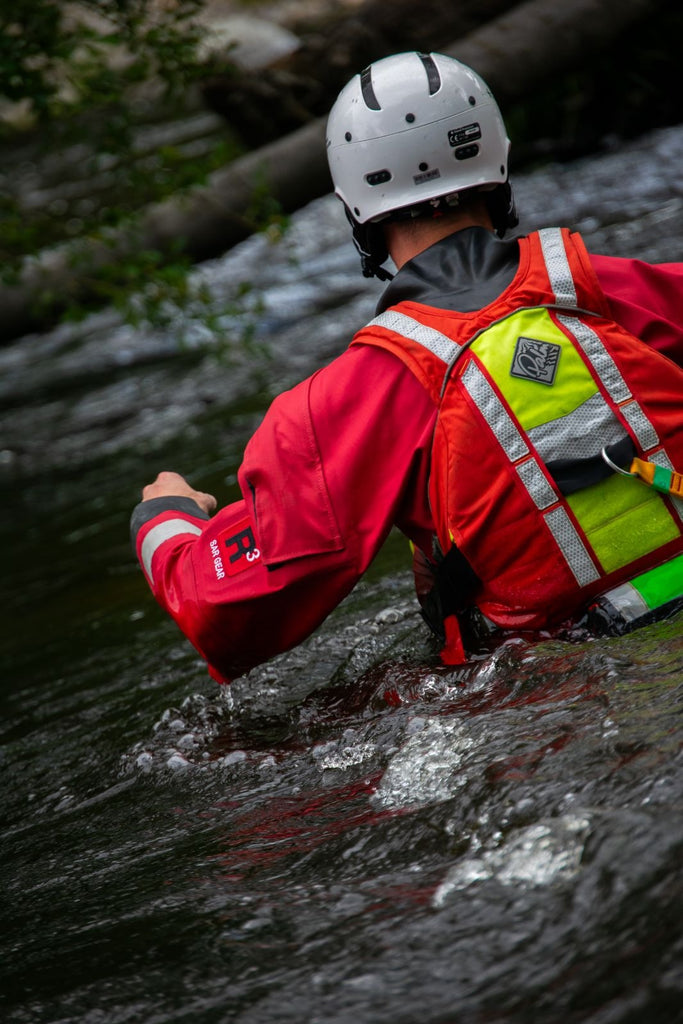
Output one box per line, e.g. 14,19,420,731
2,127,683,1023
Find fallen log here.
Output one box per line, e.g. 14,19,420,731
0,0,665,343
201,0,516,145
444,0,658,104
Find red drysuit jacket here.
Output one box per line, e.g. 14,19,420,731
130,228,683,682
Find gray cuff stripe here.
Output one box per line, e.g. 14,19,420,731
141,519,203,583
130,496,209,547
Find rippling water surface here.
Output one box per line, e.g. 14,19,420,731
2,128,683,1023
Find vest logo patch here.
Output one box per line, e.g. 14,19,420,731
510,336,561,385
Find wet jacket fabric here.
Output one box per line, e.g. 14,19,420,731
130,227,683,682
351,227,683,662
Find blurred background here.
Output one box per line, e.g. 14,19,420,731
2,0,682,344
2,4,683,1024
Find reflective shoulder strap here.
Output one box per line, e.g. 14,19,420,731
368,310,463,366
537,227,578,306
539,230,661,455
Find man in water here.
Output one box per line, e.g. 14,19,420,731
131,52,683,682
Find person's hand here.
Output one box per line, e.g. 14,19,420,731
141,471,217,515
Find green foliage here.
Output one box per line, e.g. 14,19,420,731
0,1,206,125
245,170,291,242
26,225,271,357
0,3,63,114
0,0,280,337
115,261,270,361
0,134,240,267
0,0,237,243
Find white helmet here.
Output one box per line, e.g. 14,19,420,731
326,52,516,278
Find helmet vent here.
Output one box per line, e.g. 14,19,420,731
366,169,392,186
417,53,441,95
360,67,381,111
455,144,479,161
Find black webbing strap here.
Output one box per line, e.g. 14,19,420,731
416,539,480,641
546,436,636,496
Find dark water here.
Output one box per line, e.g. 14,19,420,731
2,128,683,1023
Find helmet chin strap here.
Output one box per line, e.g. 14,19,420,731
359,252,394,282
485,181,519,239
346,207,395,281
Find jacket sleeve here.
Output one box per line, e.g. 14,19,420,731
591,254,683,366
130,345,437,683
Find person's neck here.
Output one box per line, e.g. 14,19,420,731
385,212,493,270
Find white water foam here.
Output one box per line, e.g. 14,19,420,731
372,717,484,810
432,815,591,905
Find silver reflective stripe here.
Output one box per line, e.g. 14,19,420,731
141,518,202,583
461,362,528,462
544,507,600,586
557,314,631,403
544,236,660,453
538,228,577,306
557,313,659,452
517,459,557,509
534,230,659,461
465,358,600,585
527,394,626,463
620,400,660,452
603,581,650,621
650,449,683,521
369,310,461,365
